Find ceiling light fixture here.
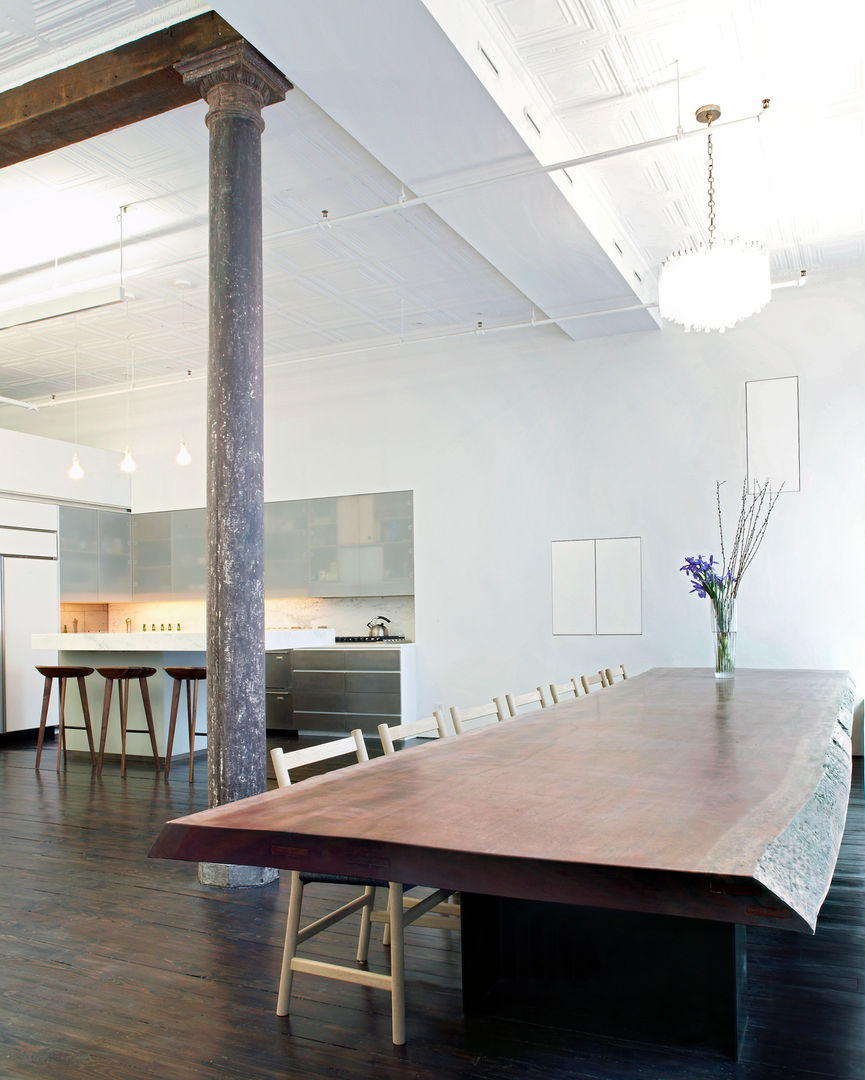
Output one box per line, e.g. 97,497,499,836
658,103,772,333
68,452,84,480
176,440,191,466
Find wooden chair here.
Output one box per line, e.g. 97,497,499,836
450,697,507,735
605,664,628,686
377,712,461,938
270,731,454,1045
504,687,548,717
377,710,451,754
581,670,608,694
549,678,580,704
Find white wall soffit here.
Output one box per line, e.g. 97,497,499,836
0,429,131,508
217,0,658,341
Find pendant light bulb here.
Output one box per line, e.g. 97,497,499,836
176,440,192,466
120,448,136,474
68,453,84,480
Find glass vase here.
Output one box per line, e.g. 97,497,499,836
711,601,737,679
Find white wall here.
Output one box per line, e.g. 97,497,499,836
5,267,863,748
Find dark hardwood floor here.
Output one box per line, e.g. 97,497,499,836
0,736,862,1080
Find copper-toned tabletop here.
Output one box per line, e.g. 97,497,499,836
150,668,854,933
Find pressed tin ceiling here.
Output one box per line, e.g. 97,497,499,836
0,0,861,411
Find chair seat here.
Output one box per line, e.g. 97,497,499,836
97,666,157,679
164,666,207,680
37,665,94,679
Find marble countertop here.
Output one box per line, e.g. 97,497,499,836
32,628,337,651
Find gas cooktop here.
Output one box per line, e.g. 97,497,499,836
334,635,406,643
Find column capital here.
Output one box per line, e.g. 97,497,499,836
175,40,292,129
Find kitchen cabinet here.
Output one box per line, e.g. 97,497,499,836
1,498,59,733
309,491,413,597
59,491,413,602
59,506,131,602
265,645,416,736
170,508,207,596
264,500,309,595
131,511,172,600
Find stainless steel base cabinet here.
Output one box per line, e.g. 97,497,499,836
264,646,416,735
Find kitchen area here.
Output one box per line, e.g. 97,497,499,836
2,487,416,773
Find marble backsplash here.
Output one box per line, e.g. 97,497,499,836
92,595,415,640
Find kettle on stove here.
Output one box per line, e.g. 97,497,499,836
367,616,391,639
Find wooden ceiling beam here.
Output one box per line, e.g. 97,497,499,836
0,12,243,168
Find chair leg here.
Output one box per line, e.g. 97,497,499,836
119,678,130,777
34,676,53,771
356,885,376,963
77,675,96,765
57,677,68,770
277,871,305,1017
138,676,161,773
164,678,182,779
388,882,406,1046
97,679,114,777
187,679,198,784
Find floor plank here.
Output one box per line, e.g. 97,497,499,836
0,736,862,1080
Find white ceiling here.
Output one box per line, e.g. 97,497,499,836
0,0,862,413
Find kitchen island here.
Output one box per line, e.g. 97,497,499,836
31,629,336,764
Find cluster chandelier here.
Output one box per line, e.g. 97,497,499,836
658,104,771,333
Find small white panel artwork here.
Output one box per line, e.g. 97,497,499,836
746,376,800,492
552,537,642,635
595,537,642,635
551,539,596,635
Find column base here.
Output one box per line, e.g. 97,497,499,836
198,862,278,887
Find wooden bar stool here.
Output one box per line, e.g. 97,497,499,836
96,667,160,777
164,667,207,781
34,665,96,770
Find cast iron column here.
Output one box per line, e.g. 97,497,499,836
177,43,291,887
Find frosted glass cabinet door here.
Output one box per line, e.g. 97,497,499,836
264,500,309,596
98,510,132,602
59,506,99,601
171,508,207,596
131,512,172,599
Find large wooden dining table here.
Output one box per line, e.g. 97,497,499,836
150,667,854,1056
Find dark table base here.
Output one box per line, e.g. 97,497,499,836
461,894,747,1059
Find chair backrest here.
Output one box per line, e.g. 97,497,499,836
504,687,547,717
378,710,451,754
450,697,507,735
271,729,368,788
549,679,580,704
580,670,608,694
605,664,628,686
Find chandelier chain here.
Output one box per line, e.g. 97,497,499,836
707,127,715,248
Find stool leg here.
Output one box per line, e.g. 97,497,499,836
57,676,69,770
119,678,130,778
97,679,114,777
35,676,53,770
164,677,182,780
138,676,160,774
187,679,198,783
77,675,96,766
